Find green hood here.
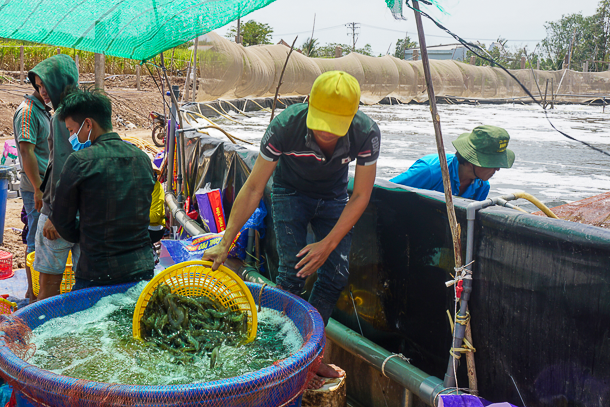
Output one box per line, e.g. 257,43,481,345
29,54,78,110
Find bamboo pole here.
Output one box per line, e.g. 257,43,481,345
192,36,199,102
270,36,298,122
411,0,477,393
543,79,549,109
183,62,191,102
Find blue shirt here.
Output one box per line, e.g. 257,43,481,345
390,153,490,201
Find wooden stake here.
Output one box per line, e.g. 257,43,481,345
136,64,141,91
56,48,61,55
183,62,191,102
270,36,298,122
75,54,80,76
19,46,24,84
411,0,476,393
192,36,199,102
94,53,105,90
551,77,555,109
543,79,549,109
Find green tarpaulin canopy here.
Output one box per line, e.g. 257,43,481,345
0,0,277,61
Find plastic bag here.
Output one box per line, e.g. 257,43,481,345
159,231,241,267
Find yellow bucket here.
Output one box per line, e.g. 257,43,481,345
132,260,258,343
26,252,75,296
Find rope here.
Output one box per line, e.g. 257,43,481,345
445,260,474,287
200,102,244,125
222,100,253,117
446,311,475,359
247,98,272,112
257,283,267,313
380,353,411,378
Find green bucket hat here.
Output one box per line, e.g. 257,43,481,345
452,125,515,169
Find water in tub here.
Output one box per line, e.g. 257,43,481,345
29,282,304,385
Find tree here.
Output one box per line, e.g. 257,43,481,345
592,0,610,71
225,20,273,46
301,37,319,57
314,42,373,58
394,36,418,59
541,11,599,71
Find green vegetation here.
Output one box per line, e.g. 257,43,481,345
468,0,610,72
225,20,274,46
299,41,373,58
301,37,319,58
0,38,193,75
394,36,418,59
541,0,609,71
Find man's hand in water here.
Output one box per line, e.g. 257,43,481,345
202,243,229,271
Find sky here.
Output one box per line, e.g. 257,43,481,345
214,0,600,56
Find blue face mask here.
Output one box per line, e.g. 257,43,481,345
69,120,92,151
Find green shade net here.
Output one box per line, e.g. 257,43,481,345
0,0,277,61
385,0,446,19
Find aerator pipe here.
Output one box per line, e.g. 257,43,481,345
445,195,520,386
165,86,178,195
504,191,559,218
239,267,455,406
165,192,209,236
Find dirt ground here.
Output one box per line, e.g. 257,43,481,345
0,74,170,270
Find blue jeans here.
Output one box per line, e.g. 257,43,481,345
272,186,352,326
20,190,40,254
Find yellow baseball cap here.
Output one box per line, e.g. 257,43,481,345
306,71,361,136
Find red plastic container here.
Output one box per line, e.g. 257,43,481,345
0,251,13,279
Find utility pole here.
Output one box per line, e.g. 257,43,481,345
345,22,360,52
308,13,316,57
236,18,242,44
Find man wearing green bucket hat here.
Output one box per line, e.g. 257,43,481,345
391,125,514,201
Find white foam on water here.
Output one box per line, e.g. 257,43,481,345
29,284,305,385
196,104,610,204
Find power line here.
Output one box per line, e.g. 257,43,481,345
275,24,345,37
345,22,360,52
360,23,542,42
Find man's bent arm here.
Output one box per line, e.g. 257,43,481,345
203,155,277,269
49,157,81,243
296,163,376,277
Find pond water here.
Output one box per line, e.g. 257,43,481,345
200,103,610,209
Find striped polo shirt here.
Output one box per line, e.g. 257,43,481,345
13,94,51,193
260,103,380,199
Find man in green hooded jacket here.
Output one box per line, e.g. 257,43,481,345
30,54,81,301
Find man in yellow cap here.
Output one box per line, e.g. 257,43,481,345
204,70,380,383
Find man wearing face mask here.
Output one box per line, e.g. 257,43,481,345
390,125,515,201
50,88,155,290
31,55,80,301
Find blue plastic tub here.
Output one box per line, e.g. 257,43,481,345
0,282,324,407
